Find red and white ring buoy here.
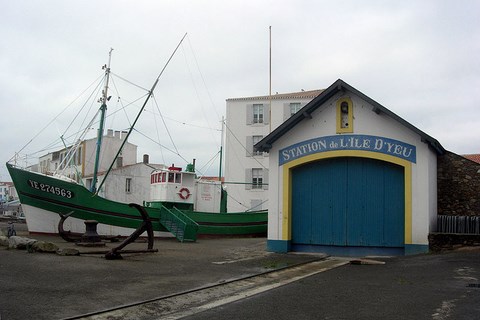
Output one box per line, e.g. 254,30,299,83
178,187,191,200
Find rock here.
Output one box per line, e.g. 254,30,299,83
56,248,80,256
0,235,9,247
30,241,59,253
8,236,37,250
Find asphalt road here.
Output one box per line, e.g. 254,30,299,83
183,248,480,320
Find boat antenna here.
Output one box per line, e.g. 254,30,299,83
91,48,113,193
94,33,188,195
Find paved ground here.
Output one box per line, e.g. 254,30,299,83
184,247,480,320
1,219,480,320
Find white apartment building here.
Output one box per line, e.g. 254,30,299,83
224,89,323,212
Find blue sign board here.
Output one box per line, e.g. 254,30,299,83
279,134,416,165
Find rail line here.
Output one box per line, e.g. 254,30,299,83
63,257,348,320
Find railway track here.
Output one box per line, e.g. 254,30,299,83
65,257,348,320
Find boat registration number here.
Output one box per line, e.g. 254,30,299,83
28,179,74,199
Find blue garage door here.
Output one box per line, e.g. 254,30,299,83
291,157,404,247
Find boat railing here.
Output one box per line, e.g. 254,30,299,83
159,205,198,242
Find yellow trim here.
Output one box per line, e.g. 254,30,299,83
282,150,412,244
336,97,353,133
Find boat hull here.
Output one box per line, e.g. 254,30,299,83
7,163,268,237
7,163,165,236
182,211,267,236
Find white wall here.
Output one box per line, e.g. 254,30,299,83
224,91,320,213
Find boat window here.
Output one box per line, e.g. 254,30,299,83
175,173,182,184
168,172,175,183
161,172,166,182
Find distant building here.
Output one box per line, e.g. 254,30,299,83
0,182,14,202
38,129,137,183
36,130,164,204
86,158,166,203
224,90,322,212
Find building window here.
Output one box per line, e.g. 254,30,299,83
116,157,123,168
252,168,263,189
253,104,264,124
252,135,262,156
336,97,353,133
76,147,82,165
290,103,302,116
250,135,263,156
245,168,268,190
125,178,132,193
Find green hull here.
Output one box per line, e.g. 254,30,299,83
182,211,267,236
7,163,164,232
6,163,267,236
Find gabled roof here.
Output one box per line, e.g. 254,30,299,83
255,79,445,155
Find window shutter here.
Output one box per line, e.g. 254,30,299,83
246,136,253,157
246,104,253,125
283,103,291,121
262,168,269,190
263,104,270,125
245,168,252,190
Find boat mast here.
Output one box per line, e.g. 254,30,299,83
91,48,113,193
94,34,188,196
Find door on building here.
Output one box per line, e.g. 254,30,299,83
291,157,404,247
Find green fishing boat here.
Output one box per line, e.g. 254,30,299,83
6,38,267,242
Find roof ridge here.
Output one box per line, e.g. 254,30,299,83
227,89,324,101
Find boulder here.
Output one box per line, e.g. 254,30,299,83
30,241,59,253
8,236,37,250
0,235,9,247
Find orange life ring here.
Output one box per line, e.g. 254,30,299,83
178,187,191,200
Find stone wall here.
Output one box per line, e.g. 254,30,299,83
437,151,480,216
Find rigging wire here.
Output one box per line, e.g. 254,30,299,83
9,73,105,162
151,94,181,156
109,76,133,128
224,121,269,170
110,71,150,92
181,39,219,149
132,128,189,164
186,36,222,122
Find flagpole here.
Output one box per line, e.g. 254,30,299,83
269,26,272,133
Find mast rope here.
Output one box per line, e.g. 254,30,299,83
9,73,104,163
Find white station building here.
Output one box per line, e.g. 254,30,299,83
254,79,445,256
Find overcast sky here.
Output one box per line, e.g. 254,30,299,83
1,0,479,182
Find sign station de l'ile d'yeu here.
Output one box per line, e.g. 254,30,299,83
279,134,416,165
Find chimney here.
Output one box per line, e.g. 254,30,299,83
143,154,149,164
121,131,128,140
107,129,114,137
114,131,120,139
